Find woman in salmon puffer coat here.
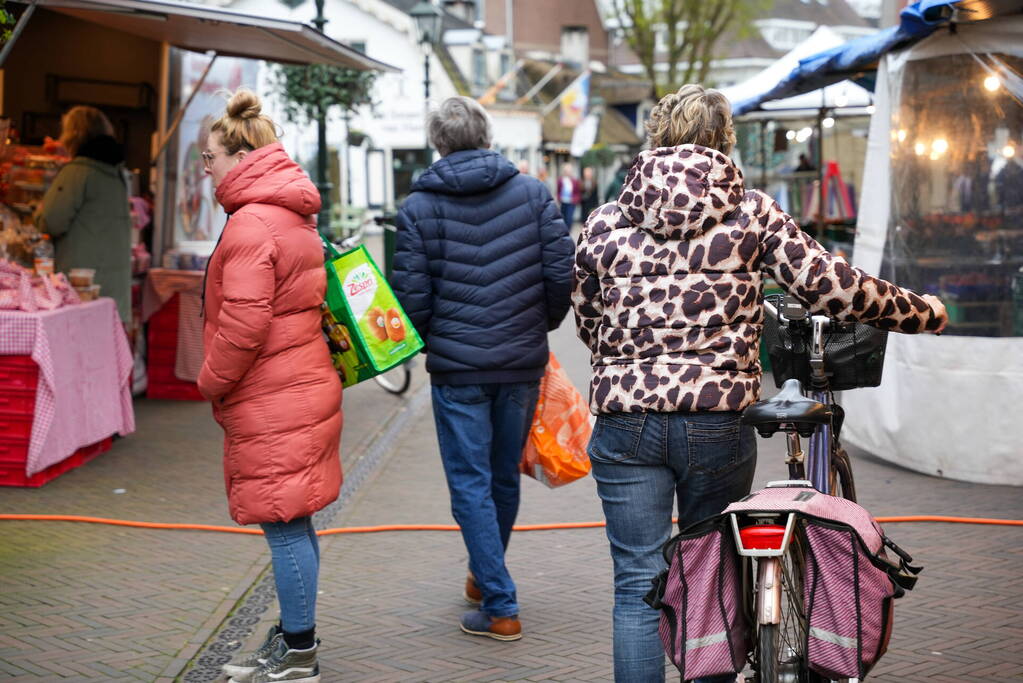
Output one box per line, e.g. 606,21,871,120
197,88,340,683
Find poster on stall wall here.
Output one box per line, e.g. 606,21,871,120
173,50,260,246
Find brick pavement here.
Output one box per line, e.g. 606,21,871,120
218,324,1023,682
1,316,1021,681
0,368,426,682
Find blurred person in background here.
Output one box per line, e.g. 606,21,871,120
35,106,132,323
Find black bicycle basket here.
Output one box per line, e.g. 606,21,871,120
762,302,889,391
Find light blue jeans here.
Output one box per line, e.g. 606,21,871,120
260,516,320,633
431,381,540,618
589,411,757,683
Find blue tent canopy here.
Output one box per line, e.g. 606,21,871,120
732,0,962,115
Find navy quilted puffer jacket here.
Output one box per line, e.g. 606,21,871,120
392,149,574,385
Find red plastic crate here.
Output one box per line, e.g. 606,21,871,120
0,436,113,487
146,294,204,401
0,387,37,415
0,356,40,390
147,381,205,401
147,345,177,366
0,438,30,465
0,413,33,440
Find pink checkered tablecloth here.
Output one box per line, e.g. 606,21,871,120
0,298,135,476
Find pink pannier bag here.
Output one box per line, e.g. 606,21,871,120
647,485,921,680
644,516,751,679
728,485,922,680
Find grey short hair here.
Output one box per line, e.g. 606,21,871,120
427,96,493,157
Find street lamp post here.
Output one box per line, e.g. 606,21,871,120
313,0,332,232
398,1,443,280
410,1,443,125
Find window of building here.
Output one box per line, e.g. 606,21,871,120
561,26,589,66
472,47,486,89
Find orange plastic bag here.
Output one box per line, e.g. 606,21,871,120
521,353,593,488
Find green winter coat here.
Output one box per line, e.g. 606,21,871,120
35,149,132,323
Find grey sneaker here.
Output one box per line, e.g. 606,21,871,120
230,637,320,683
222,625,282,681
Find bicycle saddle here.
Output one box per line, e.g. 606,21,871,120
742,379,832,438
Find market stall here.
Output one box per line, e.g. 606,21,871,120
0,294,133,486
731,0,1023,484
0,0,396,484
723,26,874,256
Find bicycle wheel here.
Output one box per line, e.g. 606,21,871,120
373,364,411,395
756,532,824,683
829,446,857,503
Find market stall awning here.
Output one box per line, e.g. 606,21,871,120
729,0,1016,114
29,0,399,71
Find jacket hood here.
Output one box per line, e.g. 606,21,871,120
411,148,518,196
615,144,745,241
77,135,124,166
216,142,321,216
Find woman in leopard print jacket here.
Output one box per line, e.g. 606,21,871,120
572,85,948,683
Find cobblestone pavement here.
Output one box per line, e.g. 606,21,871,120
1,318,1021,681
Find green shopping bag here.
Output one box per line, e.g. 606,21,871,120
319,236,424,388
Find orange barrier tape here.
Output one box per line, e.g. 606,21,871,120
0,513,1020,534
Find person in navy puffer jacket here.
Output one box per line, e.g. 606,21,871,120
392,96,574,642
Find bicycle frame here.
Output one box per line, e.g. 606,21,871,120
765,297,835,496
737,299,858,682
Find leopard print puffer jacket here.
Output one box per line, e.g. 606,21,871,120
572,144,943,415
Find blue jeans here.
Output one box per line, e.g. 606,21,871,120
561,202,576,227
589,411,757,683
431,381,540,618
260,516,320,633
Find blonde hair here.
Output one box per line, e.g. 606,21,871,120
645,84,736,155
209,88,278,155
60,106,114,157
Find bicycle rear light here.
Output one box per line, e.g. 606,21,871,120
730,513,797,557
739,525,789,550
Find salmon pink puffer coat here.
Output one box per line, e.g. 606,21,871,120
198,142,342,525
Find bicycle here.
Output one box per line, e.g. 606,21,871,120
330,212,414,396
732,294,889,683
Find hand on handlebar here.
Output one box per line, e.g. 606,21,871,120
920,294,948,334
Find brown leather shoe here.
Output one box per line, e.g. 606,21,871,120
459,609,522,641
464,573,482,606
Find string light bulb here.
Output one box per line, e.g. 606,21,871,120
822,117,835,128
1004,145,1016,158
931,138,949,155
984,75,1001,92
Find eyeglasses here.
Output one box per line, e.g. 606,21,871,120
202,146,252,169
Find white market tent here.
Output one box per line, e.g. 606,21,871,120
840,15,1023,486
721,26,872,118
731,0,1023,486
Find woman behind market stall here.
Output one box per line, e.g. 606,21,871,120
34,106,132,323
198,88,342,683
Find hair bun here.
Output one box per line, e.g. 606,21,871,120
226,88,262,120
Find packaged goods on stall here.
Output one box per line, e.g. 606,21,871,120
33,235,54,276
0,260,81,311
